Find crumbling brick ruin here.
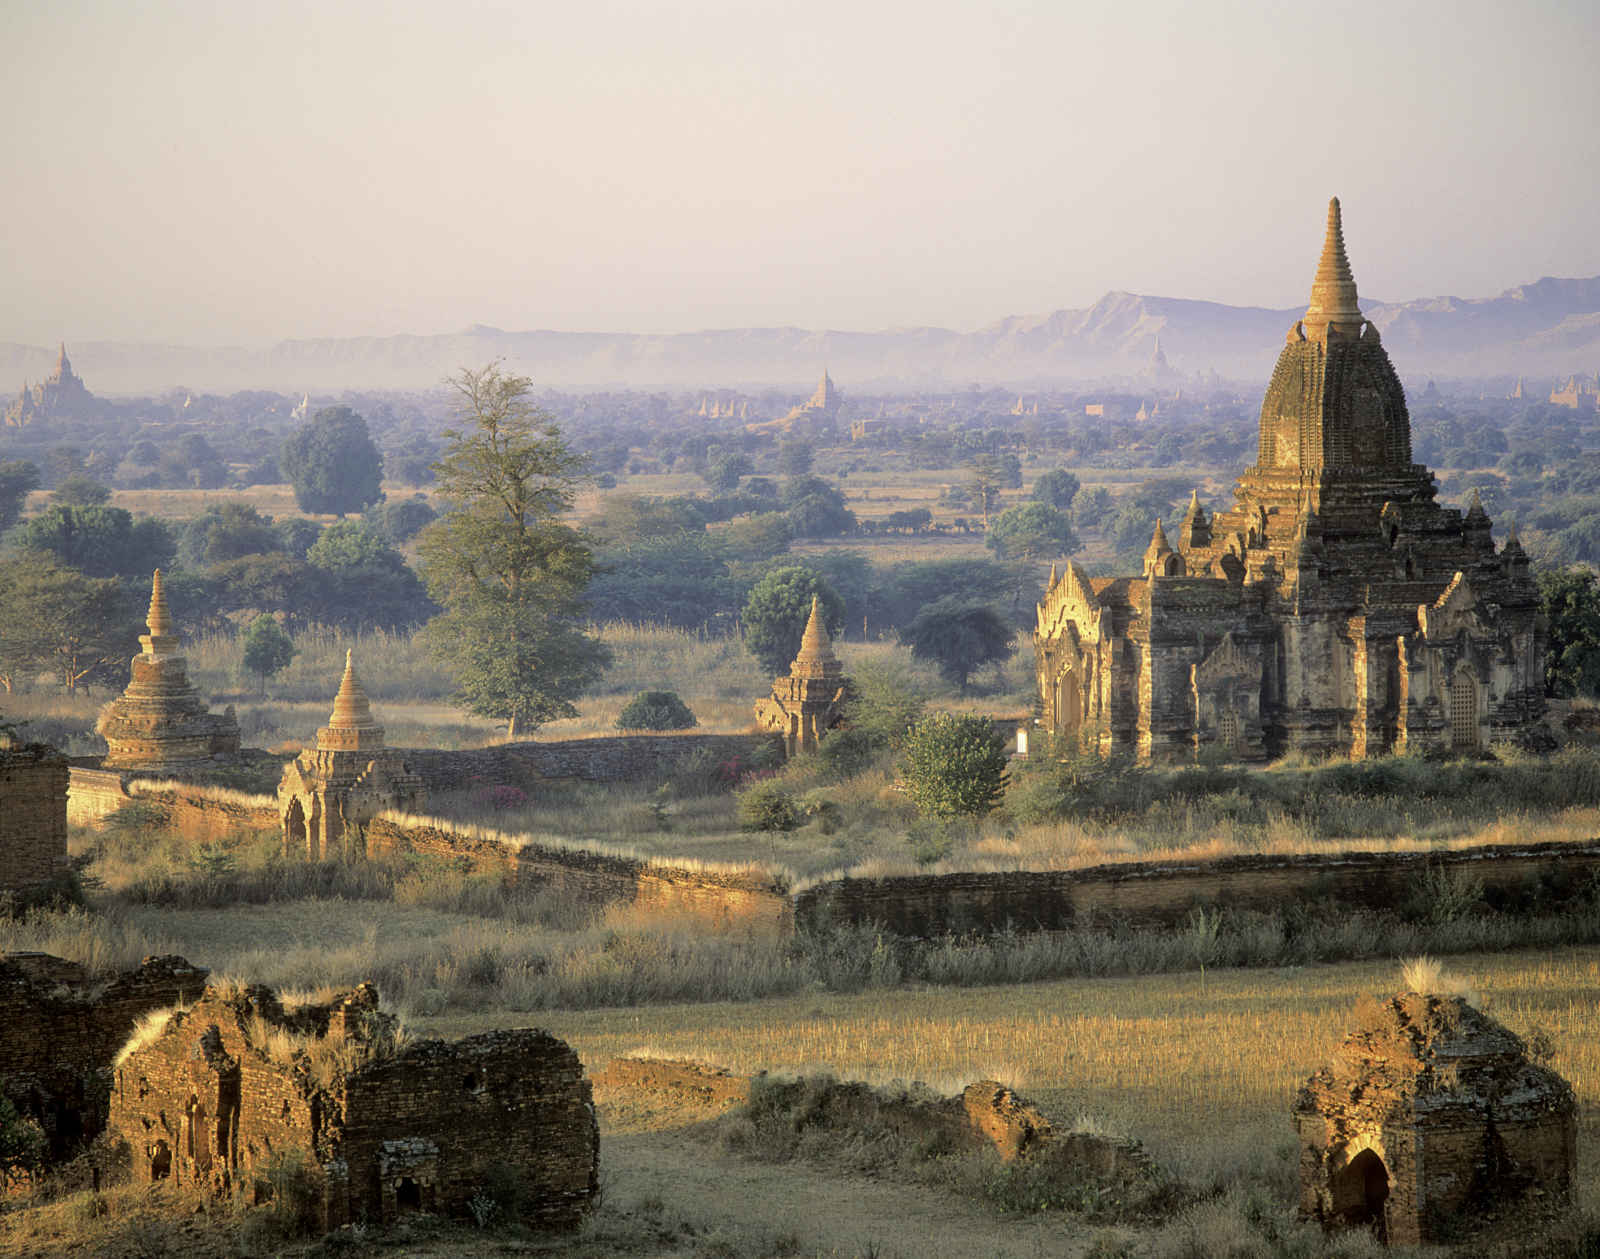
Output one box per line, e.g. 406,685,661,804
108,979,597,1230
754,596,850,757
1036,199,1546,761
0,740,70,900
277,652,425,859
99,570,240,771
0,952,208,1160
1294,990,1575,1244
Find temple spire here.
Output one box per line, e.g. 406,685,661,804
788,595,843,681
326,649,380,735
1303,197,1364,335
146,569,173,638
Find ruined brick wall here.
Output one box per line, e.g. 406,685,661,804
0,744,69,896
341,1031,597,1228
110,995,598,1232
402,731,780,792
795,840,1600,937
366,816,793,932
1,953,208,1159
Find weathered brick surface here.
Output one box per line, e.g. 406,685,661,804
402,731,779,792
0,952,208,1159
795,839,1600,937
0,744,69,896
1294,992,1575,1244
108,981,598,1230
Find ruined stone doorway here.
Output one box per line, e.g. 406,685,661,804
396,1177,422,1213
1333,1149,1389,1238
1057,669,1081,743
1450,675,1478,752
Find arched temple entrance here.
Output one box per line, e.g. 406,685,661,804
1332,1149,1389,1237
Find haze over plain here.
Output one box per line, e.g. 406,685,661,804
2,0,1597,365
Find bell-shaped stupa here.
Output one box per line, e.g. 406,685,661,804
99,571,240,771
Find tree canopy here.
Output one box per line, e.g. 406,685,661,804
280,406,384,516
1030,468,1080,513
897,597,1015,691
9,505,175,579
241,614,296,695
985,502,1079,563
900,712,1010,818
741,566,846,675
417,363,610,737
1540,567,1600,697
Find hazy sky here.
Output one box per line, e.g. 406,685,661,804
3,0,1597,345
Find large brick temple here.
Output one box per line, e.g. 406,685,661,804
1034,199,1547,761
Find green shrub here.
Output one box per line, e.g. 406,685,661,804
616,690,697,731
738,781,800,833
901,713,1009,818
0,1092,46,1187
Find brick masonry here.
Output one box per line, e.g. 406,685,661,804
0,952,209,1159
0,743,70,898
794,840,1600,937
108,981,597,1230
1294,992,1575,1243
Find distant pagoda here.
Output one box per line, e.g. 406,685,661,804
5,344,100,428
277,651,425,860
99,570,241,771
754,596,850,757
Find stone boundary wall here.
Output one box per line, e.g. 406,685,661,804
1,744,69,896
366,815,793,932
402,731,781,793
795,840,1600,937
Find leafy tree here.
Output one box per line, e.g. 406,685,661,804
178,503,281,569
875,558,1014,633
616,690,697,731
777,437,814,478
0,1093,46,1188
741,567,845,675
306,520,434,632
782,475,856,538
901,712,1010,818
8,506,175,579
206,553,321,626
718,511,792,561
737,780,800,834
587,536,732,629
280,406,384,516
0,558,139,693
240,614,296,695
161,433,228,489
0,461,40,534
1073,486,1113,525
1540,568,1600,697
967,456,1004,528
884,507,932,533
417,363,610,737
898,597,1015,691
274,516,325,559
52,474,111,506
367,496,438,544
986,502,1079,563
705,451,754,492
1031,468,1080,513
590,494,706,546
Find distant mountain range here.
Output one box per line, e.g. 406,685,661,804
5,276,1599,396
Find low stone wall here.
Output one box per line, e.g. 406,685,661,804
126,781,280,845
795,840,1600,937
403,731,781,793
1,744,69,897
366,815,793,932
64,766,133,828
0,952,209,1160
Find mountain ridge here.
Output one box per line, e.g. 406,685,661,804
3,276,1598,396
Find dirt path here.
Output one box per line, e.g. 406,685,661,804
603,1124,1113,1259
